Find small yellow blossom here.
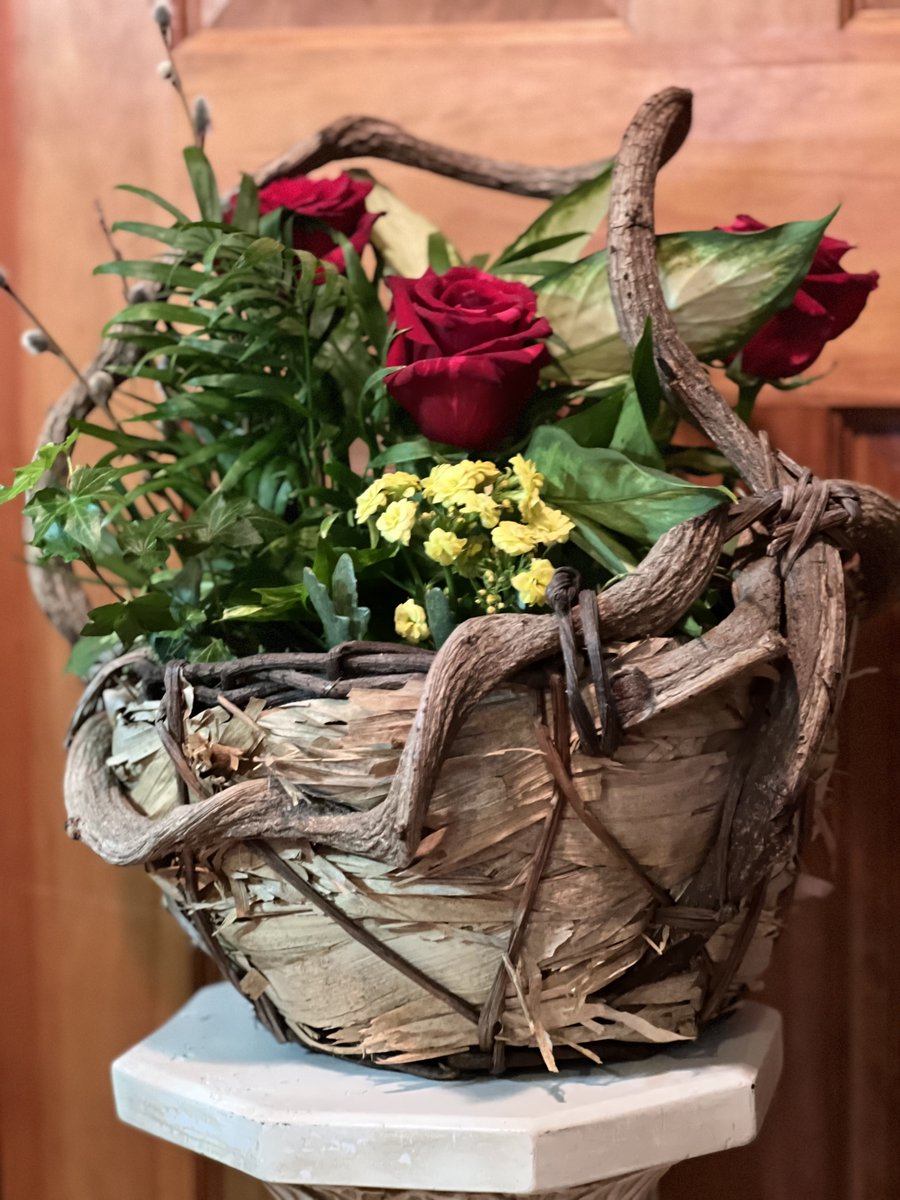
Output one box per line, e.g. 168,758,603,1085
355,470,422,523
394,599,429,644
526,501,574,547
456,489,500,528
509,454,544,519
424,528,467,566
355,471,420,522
422,460,500,504
491,520,541,556
512,558,555,607
376,498,418,546
355,479,389,522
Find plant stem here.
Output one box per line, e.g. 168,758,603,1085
158,25,200,147
95,200,130,300
735,380,764,425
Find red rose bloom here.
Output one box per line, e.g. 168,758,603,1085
385,267,552,449
238,173,378,271
721,215,878,379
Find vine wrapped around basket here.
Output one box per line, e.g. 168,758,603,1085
33,89,900,1075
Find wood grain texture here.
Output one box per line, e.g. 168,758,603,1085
665,406,900,1199
1,2,202,1198
189,0,621,28
2,7,899,1200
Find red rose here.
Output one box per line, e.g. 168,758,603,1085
385,267,552,449
235,173,378,271
720,215,878,379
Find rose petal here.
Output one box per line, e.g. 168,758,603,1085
386,347,546,448
801,269,879,340
740,287,833,379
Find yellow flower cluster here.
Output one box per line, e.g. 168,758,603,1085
358,457,573,640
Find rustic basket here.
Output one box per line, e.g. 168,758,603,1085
36,89,900,1076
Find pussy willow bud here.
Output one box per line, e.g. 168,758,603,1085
156,60,174,81
127,284,150,305
193,96,211,139
21,329,52,355
88,370,115,403
153,3,172,32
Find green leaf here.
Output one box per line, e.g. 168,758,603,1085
65,633,121,677
629,317,664,426
570,524,637,576
231,174,260,234
527,425,729,551
363,177,461,277
104,301,211,333
190,637,232,662
94,259,202,289
303,553,370,647
109,221,186,246
494,232,590,267
82,591,179,647
427,231,455,275
116,184,190,223
183,146,222,222
608,380,664,468
0,432,76,505
180,494,266,549
222,584,308,623
537,216,831,382
368,437,462,469
495,164,613,267
424,588,457,649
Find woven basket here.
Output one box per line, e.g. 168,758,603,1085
39,89,900,1076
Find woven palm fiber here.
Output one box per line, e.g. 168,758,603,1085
48,89,900,1076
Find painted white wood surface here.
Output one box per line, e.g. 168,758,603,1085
112,984,782,1191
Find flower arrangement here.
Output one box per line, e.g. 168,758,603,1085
14,31,899,1077
0,8,877,680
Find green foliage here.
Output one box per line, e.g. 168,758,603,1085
527,425,730,575
303,554,371,647
3,144,846,666
531,216,831,381
494,163,614,269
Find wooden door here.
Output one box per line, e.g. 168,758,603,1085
1,4,897,1200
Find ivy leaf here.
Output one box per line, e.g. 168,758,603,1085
82,591,179,648
537,216,831,381
65,633,122,678
180,494,274,549
0,433,76,504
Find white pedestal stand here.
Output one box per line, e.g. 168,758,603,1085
112,984,782,1200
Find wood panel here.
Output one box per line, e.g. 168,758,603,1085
2,8,898,1200
1,2,202,1198
188,0,620,28
664,402,900,1200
